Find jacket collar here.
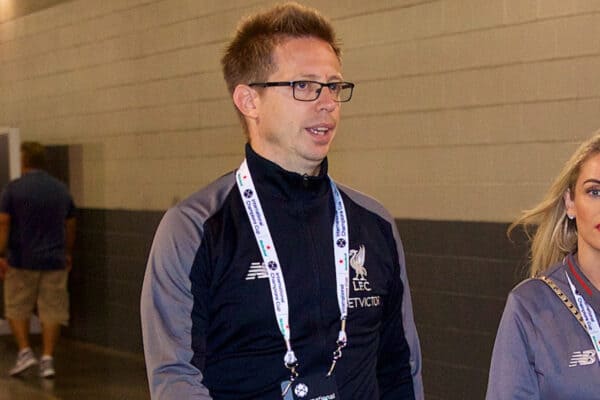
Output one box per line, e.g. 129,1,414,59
565,253,600,313
244,143,330,201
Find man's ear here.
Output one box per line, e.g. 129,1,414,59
233,84,259,120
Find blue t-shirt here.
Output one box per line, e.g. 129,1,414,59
0,170,75,270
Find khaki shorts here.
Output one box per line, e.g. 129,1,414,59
4,267,69,325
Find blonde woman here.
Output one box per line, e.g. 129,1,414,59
486,133,600,400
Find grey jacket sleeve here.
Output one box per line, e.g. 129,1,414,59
339,184,423,399
140,207,212,400
486,292,539,400
390,220,424,400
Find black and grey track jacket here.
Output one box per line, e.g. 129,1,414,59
141,145,423,399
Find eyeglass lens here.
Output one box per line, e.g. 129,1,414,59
293,82,352,102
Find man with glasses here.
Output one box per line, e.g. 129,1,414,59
141,3,422,399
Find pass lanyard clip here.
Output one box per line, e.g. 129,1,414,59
236,159,350,382
327,319,347,376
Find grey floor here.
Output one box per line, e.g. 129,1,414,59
0,335,149,400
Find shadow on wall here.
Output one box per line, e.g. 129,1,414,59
67,208,162,354
400,219,530,400
61,141,160,352
41,142,98,209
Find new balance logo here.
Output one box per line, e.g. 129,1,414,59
245,262,268,280
568,350,596,367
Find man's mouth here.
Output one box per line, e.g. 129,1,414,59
308,127,330,136
307,124,335,136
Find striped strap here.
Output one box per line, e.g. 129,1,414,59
538,276,588,331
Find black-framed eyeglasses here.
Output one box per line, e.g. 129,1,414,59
248,80,355,102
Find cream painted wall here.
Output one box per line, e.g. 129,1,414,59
0,0,599,221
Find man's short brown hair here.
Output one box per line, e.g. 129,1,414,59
221,2,342,129
21,141,46,169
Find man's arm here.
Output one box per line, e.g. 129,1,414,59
65,217,76,271
336,185,424,399
376,225,423,400
140,207,212,400
0,212,9,254
0,212,9,279
392,226,423,399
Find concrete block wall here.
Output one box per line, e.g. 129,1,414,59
2,1,600,398
1,0,599,218
323,0,600,221
0,0,600,221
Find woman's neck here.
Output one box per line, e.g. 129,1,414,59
575,250,600,291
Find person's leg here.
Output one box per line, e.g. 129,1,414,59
5,268,38,349
37,269,69,377
5,268,39,375
39,322,60,378
40,321,61,357
38,269,69,356
8,318,31,350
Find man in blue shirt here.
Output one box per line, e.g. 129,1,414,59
0,141,76,378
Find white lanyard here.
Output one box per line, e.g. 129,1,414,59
236,159,349,378
565,272,600,362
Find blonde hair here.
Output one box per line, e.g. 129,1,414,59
508,131,600,276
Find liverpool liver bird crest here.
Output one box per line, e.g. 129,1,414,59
349,245,367,280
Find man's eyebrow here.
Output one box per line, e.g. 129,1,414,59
295,74,344,81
